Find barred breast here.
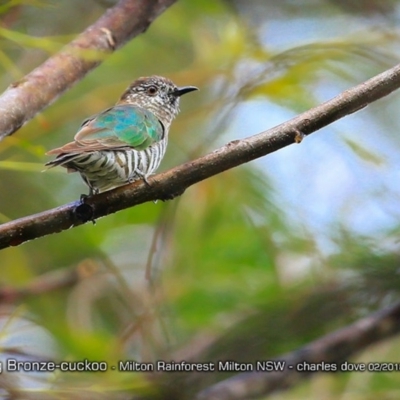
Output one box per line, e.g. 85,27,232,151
54,138,168,194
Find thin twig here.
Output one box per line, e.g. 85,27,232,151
145,201,179,282
196,301,400,400
0,0,177,140
0,267,80,302
1,63,400,249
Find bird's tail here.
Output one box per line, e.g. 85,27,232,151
44,154,79,173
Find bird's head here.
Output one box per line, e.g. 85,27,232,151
119,76,198,126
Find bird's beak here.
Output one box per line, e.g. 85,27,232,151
172,86,198,97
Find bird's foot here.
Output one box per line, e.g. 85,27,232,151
142,176,151,187
80,193,90,202
134,170,152,187
80,184,98,201
76,190,97,224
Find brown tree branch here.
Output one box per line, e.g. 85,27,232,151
0,0,177,140
0,267,80,303
196,301,400,400
1,63,400,249
0,259,102,303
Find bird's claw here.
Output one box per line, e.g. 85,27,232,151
142,176,151,187
80,193,89,202
76,193,96,224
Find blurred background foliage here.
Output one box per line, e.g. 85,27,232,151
1,0,400,398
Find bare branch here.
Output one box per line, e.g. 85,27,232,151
0,0,177,141
1,63,400,249
196,301,400,400
0,267,80,303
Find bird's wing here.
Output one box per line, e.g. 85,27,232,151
47,105,164,155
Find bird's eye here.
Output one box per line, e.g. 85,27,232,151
147,86,158,95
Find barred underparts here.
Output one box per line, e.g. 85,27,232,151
54,138,167,194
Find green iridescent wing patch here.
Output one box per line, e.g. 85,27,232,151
47,105,164,154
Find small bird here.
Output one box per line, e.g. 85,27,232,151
45,76,198,195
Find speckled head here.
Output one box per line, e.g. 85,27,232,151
119,75,198,127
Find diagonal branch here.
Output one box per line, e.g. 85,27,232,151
196,300,400,400
0,267,80,303
0,0,177,141
1,63,400,249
